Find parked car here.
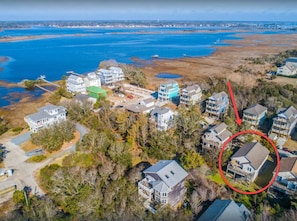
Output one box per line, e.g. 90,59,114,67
283,147,290,152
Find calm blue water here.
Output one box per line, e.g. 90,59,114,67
156,73,182,79
0,26,293,107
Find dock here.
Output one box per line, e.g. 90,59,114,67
37,75,60,88
35,85,55,94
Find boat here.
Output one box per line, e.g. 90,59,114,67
151,54,159,59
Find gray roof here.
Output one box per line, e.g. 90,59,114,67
142,97,155,104
26,104,66,122
217,130,233,142
68,74,82,81
153,180,171,193
212,123,228,134
277,106,297,124
198,199,250,221
279,157,297,173
243,104,267,116
144,160,188,189
210,91,228,100
183,84,201,93
232,142,269,170
73,94,92,102
150,106,171,116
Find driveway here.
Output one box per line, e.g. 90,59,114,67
0,123,89,204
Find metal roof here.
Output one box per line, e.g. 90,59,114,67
243,104,267,116
198,199,250,221
144,160,188,189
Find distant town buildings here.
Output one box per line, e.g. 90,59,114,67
277,57,297,76
24,104,67,133
205,91,229,119
97,66,124,86
138,160,188,212
202,123,232,150
180,84,202,106
197,199,251,221
242,103,267,127
227,142,269,182
271,157,297,195
157,80,179,102
150,106,175,131
270,106,297,139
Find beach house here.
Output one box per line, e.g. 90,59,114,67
197,199,251,221
271,157,297,195
97,66,125,86
138,160,188,212
66,74,86,94
270,106,297,139
242,103,267,127
150,106,175,131
202,123,232,150
180,84,202,105
227,142,269,182
157,80,179,102
84,72,101,88
24,104,67,133
126,97,156,114
205,91,229,119
277,57,297,76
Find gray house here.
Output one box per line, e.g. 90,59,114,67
197,199,251,221
180,84,202,105
24,104,67,133
138,160,188,211
271,157,297,195
227,142,269,182
270,106,297,139
242,104,267,127
202,123,232,150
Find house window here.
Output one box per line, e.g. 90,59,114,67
161,199,167,204
170,171,175,175
162,192,167,197
165,175,169,179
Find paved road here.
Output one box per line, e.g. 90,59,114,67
11,132,32,145
0,123,89,204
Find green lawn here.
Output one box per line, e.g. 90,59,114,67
207,172,226,186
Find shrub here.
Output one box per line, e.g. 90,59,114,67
27,155,46,163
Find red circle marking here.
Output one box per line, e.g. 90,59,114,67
218,130,280,195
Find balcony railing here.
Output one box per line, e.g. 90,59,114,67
271,182,297,195
227,164,255,180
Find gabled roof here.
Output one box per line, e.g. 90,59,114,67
279,157,297,176
67,74,83,81
278,106,297,123
232,142,269,170
153,180,171,193
144,160,188,189
150,106,172,116
198,199,250,221
243,104,267,116
26,104,66,122
209,91,228,100
183,84,201,93
211,123,228,134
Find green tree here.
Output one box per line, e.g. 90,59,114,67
180,150,205,170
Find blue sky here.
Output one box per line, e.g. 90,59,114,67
0,0,296,21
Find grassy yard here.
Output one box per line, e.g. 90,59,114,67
284,134,297,151
207,172,226,186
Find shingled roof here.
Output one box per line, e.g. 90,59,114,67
243,104,267,116
232,142,270,170
279,157,297,176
